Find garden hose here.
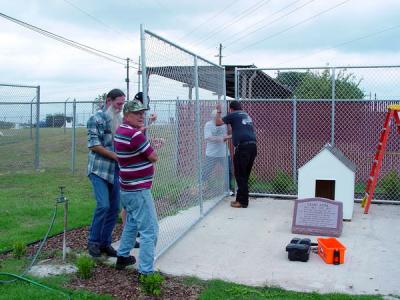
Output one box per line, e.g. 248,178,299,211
0,198,70,299
0,272,70,300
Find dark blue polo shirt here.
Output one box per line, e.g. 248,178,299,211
222,111,256,147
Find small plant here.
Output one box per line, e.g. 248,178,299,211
76,255,96,279
380,170,400,200
12,241,27,259
139,272,165,296
271,170,293,194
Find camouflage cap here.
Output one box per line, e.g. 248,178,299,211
123,100,149,113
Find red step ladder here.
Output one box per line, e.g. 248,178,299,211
361,104,400,213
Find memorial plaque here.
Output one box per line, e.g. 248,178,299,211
292,197,343,237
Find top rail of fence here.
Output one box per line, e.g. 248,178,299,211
144,29,223,69
236,65,400,72
0,83,39,88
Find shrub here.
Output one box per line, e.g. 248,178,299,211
380,171,400,200
76,255,96,279
271,170,293,194
12,241,27,259
140,272,165,296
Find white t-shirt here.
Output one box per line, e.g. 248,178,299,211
204,121,227,157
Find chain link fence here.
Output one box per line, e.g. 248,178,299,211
0,85,100,175
141,27,227,258
0,84,40,172
236,66,400,202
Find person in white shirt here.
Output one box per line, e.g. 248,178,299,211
203,109,233,194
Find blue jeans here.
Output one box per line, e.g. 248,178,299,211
118,189,159,275
88,170,120,247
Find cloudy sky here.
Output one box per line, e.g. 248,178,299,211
1,0,400,102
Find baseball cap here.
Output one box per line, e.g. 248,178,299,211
134,92,150,103
123,100,149,113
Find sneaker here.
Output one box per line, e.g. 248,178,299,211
229,190,235,196
88,243,101,258
116,255,136,270
100,245,117,257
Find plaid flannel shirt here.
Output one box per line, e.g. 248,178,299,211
87,108,116,184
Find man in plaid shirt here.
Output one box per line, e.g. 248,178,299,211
86,88,128,258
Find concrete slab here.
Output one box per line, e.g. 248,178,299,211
29,262,77,278
155,197,400,296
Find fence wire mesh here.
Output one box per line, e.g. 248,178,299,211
142,29,226,257
0,84,39,172
236,66,400,202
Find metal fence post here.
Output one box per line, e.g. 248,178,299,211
234,68,238,100
71,99,77,174
34,86,40,170
140,24,149,127
292,96,297,187
194,55,203,215
30,96,35,140
331,67,336,146
64,97,70,134
223,66,230,195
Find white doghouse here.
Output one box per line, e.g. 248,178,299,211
298,144,356,220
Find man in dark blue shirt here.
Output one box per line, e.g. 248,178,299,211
215,101,257,208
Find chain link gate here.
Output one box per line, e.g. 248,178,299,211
140,27,227,258
235,66,400,202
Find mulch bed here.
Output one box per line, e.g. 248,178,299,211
1,224,204,299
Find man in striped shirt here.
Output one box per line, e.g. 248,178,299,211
114,99,159,275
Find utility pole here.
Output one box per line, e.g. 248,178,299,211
214,43,224,66
138,55,141,93
125,57,130,100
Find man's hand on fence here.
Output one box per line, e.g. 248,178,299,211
149,113,157,125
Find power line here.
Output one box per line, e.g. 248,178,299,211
189,0,272,48
62,0,140,61
179,0,241,40
223,0,314,48
0,12,138,68
225,0,350,57
276,24,400,66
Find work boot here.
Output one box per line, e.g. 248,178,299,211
116,255,136,270
88,243,101,258
100,245,117,257
231,201,246,208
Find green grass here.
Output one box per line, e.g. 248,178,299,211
198,279,383,300
0,273,113,299
0,169,94,252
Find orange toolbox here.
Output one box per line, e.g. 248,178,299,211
317,238,346,265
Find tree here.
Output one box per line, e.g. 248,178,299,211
46,113,72,127
94,93,107,110
0,120,15,129
277,69,364,99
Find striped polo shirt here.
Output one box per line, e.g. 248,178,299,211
114,123,155,191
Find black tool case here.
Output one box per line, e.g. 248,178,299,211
285,238,311,262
